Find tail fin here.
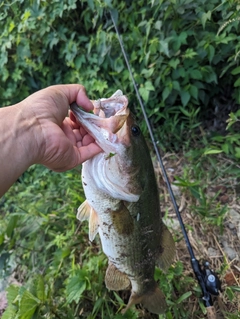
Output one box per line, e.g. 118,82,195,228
122,283,167,314
141,285,167,314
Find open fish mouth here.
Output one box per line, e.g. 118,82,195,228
70,90,130,154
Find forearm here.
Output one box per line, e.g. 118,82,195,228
0,103,38,197
0,84,101,197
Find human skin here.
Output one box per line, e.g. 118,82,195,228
0,84,102,197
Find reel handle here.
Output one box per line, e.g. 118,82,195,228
207,306,217,319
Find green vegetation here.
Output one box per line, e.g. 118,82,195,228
1,0,240,318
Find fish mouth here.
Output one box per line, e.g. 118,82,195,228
70,90,130,154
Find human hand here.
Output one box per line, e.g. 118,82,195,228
19,84,102,171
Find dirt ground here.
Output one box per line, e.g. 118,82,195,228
156,151,240,318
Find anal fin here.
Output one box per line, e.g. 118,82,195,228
105,263,131,291
157,223,175,271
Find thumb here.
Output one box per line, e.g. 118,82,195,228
74,143,102,166
52,142,102,172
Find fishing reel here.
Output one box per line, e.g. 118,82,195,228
202,261,221,296
191,258,222,308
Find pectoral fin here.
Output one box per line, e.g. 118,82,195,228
89,208,99,241
105,263,131,291
157,223,175,271
77,200,99,241
122,283,167,314
77,200,91,221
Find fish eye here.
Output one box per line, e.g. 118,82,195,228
131,125,141,137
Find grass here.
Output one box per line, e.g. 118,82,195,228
0,140,240,318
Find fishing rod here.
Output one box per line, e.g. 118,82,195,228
109,9,221,319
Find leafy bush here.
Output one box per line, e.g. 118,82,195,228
1,0,240,148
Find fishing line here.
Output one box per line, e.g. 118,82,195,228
109,8,221,318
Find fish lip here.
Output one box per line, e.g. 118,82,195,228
70,92,129,154
92,92,129,118
70,103,116,153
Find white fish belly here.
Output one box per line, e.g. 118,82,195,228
98,221,133,274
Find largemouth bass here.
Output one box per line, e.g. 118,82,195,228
70,90,175,314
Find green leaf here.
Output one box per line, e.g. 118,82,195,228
92,298,104,315
231,66,240,75
154,20,162,30
180,90,191,107
234,147,240,158
66,274,87,303
190,69,202,80
75,55,86,70
141,68,154,78
139,81,154,102
178,67,186,78
0,52,8,67
234,78,240,87
229,286,240,292
1,307,17,319
169,58,180,69
179,106,190,117
208,45,215,63
145,80,155,91
189,85,198,99
162,86,171,101
0,233,4,245
225,287,235,301
159,39,169,57
35,275,45,302
178,31,187,45
184,48,197,59
176,291,192,304
22,10,31,21
204,149,223,155
18,289,40,319
221,143,229,154
9,21,15,32
172,80,180,91
199,300,207,314
6,285,20,304
87,0,95,11
113,291,124,304
6,215,18,238
201,11,211,29
205,71,217,84
139,87,150,102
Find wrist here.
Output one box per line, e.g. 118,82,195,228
15,100,43,165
